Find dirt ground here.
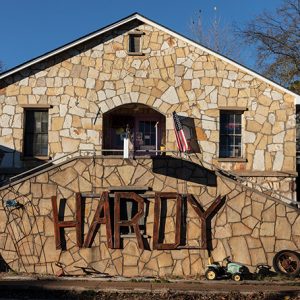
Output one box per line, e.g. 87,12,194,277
1,290,299,300
0,275,300,299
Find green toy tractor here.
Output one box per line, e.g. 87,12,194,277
205,256,249,281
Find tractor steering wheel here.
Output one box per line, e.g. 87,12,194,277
221,256,231,267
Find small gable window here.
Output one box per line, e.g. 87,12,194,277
128,33,142,54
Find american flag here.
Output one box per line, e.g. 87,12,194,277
173,111,190,152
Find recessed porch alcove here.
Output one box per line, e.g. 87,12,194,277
102,103,166,155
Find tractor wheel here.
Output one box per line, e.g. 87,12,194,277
273,250,300,277
205,269,217,280
232,273,242,282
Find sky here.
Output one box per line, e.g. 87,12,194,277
0,0,283,72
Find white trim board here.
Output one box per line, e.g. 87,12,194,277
0,13,298,99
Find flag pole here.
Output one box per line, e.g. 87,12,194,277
155,121,159,156
172,110,191,198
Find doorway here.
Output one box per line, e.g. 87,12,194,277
103,104,166,155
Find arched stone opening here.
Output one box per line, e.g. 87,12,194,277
103,104,166,155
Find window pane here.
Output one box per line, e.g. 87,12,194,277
41,112,48,132
41,142,48,156
139,121,144,132
220,125,227,134
235,136,241,146
220,113,228,122
229,146,236,157
41,111,48,122
235,124,241,134
41,121,48,132
227,123,235,134
133,36,140,52
151,135,155,145
129,36,134,52
35,120,41,132
145,121,150,132
24,134,33,156
235,114,241,124
220,146,230,157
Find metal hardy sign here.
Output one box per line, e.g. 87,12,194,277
51,192,224,250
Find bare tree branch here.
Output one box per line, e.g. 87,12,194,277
238,0,300,92
190,10,242,62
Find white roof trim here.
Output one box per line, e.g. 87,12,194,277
0,13,298,99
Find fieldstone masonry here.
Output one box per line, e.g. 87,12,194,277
0,157,298,277
0,21,296,173
0,15,298,277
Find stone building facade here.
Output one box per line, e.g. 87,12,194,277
0,13,298,277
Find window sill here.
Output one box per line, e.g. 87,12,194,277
127,52,145,56
22,156,51,161
218,157,247,162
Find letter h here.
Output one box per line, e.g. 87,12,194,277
51,193,83,250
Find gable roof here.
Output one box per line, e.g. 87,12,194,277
1,12,299,102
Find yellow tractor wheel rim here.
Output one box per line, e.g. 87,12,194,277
233,274,241,281
207,271,216,279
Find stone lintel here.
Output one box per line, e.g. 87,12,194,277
20,104,53,109
128,30,145,35
218,106,248,111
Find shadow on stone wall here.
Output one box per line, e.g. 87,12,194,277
0,254,11,272
205,196,226,250
152,156,217,186
0,145,26,170
0,157,52,188
0,145,52,186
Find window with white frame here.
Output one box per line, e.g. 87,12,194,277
219,110,242,158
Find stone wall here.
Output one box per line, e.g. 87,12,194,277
0,20,296,174
0,157,298,277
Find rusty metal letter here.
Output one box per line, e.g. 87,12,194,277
83,191,113,248
187,194,223,249
114,192,144,249
51,193,83,250
153,192,182,250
